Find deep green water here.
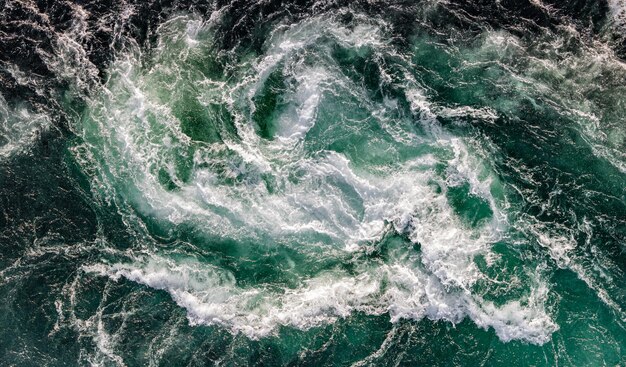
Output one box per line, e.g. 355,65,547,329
1,1,625,365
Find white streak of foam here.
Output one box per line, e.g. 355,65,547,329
85,254,557,344
609,0,626,27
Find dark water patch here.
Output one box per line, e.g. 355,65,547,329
175,97,224,144
446,182,493,227
253,67,288,140
0,130,97,266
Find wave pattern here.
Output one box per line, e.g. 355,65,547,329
0,0,625,365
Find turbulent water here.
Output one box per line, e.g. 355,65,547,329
1,0,625,365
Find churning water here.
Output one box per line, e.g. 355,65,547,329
1,0,625,365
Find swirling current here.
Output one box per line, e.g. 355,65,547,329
1,0,625,365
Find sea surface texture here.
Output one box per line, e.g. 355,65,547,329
1,0,625,365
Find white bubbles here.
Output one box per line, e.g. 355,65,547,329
86,258,377,337
0,93,51,158
85,252,557,344
609,0,626,28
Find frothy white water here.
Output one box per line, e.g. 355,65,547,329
0,94,51,158
85,252,556,344
609,0,626,28
75,14,558,344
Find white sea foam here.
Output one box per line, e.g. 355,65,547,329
0,94,51,158
609,0,626,28
85,253,556,344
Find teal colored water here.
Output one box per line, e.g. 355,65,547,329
1,1,625,365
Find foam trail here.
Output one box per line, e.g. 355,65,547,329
85,253,556,344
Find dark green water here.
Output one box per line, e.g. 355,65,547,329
1,0,625,365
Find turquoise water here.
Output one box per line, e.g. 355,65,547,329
1,1,625,365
